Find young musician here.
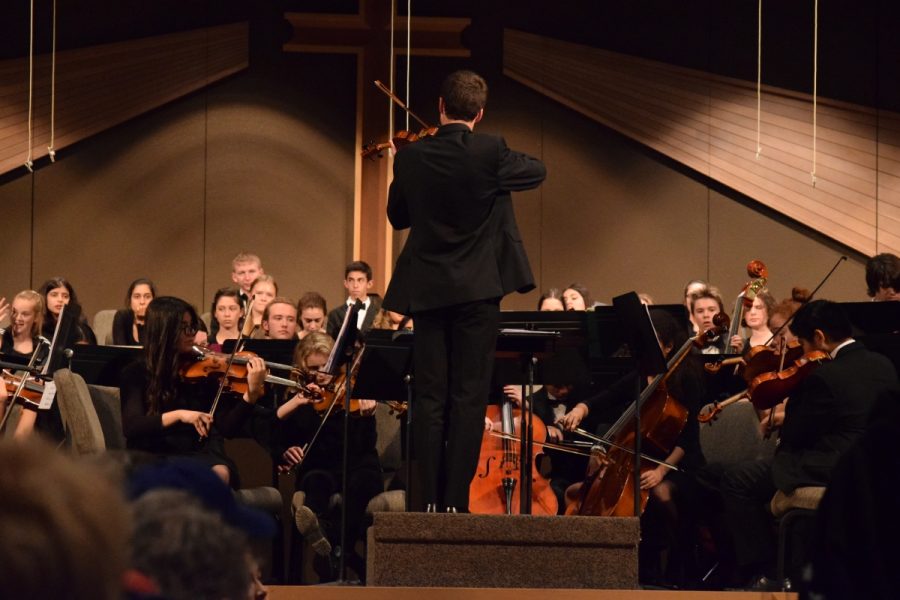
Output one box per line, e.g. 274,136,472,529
209,287,243,350
297,292,328,340
865,252,900,301
243,275,278,338
261,297,298,340
537,288,565,311
326,261,380,339
231,252,265,311
689,286,742,355
562,283,592,311
740,291,775,349
0,290,47,361
383,70,546,512
38,277,97,345
112,278,156,345
119,296,266,484
275,332,380,580
719,299,898,587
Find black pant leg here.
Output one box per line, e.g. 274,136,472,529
411,308,450,507
720,459,777,572
443,299,500,509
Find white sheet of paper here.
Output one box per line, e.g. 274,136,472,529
39,380,57,410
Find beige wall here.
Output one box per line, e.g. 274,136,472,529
1,61,868,327
0,54,357,322
484,79,867,311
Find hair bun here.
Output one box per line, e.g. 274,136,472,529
791,287,811,304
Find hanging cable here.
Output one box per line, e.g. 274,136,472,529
405,0,412,131
388,0,396,137
755,0,762,159
24,0,35,172
47,0,57,162
811,0,819,186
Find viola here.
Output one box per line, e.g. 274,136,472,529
747,350,830,411
306,343,365,416
469,399,558,516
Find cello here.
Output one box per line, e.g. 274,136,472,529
469,395,558,515
566,315,729,516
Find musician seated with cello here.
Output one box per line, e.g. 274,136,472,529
274,331,380,581
719,299,898,589
120,296,267,485
690,286,743,355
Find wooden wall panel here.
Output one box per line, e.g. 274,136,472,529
503,29,897,257
0,23,248,177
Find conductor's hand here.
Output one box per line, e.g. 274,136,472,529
358,399,377,417
181,410,212,438
556,402,589,431
502,385,524,407
279,446,305,473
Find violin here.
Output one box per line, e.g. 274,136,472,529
746,350,830,411
469,397,558,516
2,371,45,407
361,80,438,160
181,348,315,397
306,342,365,416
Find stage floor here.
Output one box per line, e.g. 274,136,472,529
268,586,797,600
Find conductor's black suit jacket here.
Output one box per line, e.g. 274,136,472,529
772,341,898,492
383,123,546,314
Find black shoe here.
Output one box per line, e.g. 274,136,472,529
745,575,782,591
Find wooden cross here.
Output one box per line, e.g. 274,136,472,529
283,2,470,293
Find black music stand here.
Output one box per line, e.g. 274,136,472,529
322,299,363,584
496,325,561,514
350,328,414,510
42,302,81,377
71,345,142,386
611,292,667,517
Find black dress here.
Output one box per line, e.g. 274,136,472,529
112,309,145,345
119,358,253,481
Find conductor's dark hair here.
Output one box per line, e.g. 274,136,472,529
440,70,488,121
789,299,852,344
865,253,900,297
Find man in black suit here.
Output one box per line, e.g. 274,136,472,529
383,70,546,512
720,299,898,586
326,261,381,340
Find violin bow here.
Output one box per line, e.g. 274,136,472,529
0,339,48,433
374,80,431,129
764,255,847,346
204,326,247,434
571,428,681,472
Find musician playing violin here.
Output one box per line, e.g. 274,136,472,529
274,331,380,581
120,296,267,485
719,299,898,587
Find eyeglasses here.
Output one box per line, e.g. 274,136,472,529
180,323,198,336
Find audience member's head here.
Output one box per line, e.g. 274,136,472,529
262,297,298,340
125,278,156,324
232,252,264,295
297,291,327,337
343,261,373,301
789,299,853,351
562,283,591,311
0,439,130,600
537,288,565,311
865,253,900,301
130,489,254,600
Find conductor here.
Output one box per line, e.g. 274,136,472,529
383,70,547,512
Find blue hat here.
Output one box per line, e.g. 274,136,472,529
128,459,277,539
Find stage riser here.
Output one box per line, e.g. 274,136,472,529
367,513,639,589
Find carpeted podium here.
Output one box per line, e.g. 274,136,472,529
367,513,639,588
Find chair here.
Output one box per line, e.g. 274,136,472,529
200,311,212,333
92,309,117,345
770,486,826,588
87,384,127,450
53,368,107,454
699,399,776,465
